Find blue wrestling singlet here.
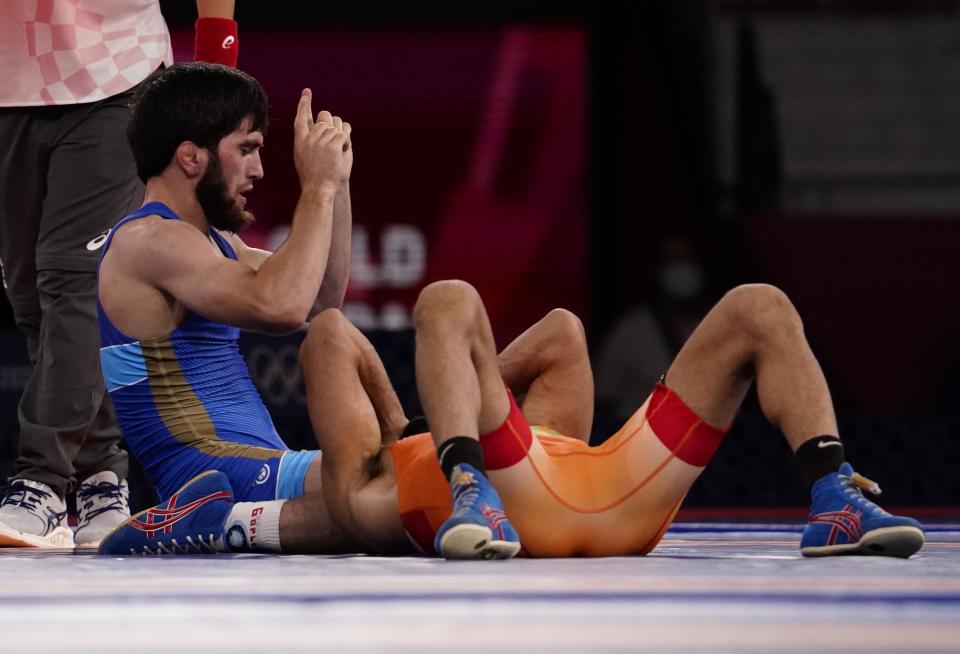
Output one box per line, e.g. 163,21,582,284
97,202,317,502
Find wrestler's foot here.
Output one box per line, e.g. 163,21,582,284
801,463,924,558
0,479,74,548
434,464,520,560
99,471,233,555
74,471,131,548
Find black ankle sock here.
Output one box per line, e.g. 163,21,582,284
437,436,485,481
795,435,845,490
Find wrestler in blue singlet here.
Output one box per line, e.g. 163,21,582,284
97,202,316,501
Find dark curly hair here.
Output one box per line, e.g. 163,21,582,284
127,62,269,182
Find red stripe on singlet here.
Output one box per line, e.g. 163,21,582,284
647,383,728,467
401,509,438,555
479,391,533,470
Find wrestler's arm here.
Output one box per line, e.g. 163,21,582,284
147,91,349,334
310,179,352,316
309,116,353,316
221,233,270,270
114,205,334,335
300,313,411,552
224,126,352,314
222,181,351,311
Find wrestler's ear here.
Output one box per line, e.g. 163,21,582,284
174,141,207,179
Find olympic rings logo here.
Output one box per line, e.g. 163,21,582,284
245,344,305,407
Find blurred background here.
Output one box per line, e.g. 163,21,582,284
1,0,958,512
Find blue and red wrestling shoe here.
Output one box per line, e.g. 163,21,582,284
434,464,521,560
98,471,234,555
801,463,924,558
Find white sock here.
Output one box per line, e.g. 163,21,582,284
225,500,285,552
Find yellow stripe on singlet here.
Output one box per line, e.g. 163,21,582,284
142,336,279,461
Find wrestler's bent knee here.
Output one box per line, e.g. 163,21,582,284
300,308,352,362
720,283,801,339
413,279,483,329
543,308,586,343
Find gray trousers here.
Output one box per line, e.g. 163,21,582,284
0,89,143,497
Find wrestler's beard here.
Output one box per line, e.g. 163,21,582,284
196,154,254,234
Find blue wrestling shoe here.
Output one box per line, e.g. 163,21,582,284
434,464,521,560
801,463,924,558
98,471,234,555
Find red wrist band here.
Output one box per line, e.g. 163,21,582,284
194,17,239,67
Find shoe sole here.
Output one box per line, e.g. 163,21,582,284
438,523,521,560
0,523,75,549
801,526,925,559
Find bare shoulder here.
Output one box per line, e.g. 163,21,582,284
110,214,203,250
99,216,203,338
107,216,219,278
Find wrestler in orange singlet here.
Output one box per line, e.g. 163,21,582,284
298,279,921,559
389,383,724,557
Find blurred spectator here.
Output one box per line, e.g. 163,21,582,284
594,233,712,429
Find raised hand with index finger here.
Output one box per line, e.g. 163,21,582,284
292,88,350,191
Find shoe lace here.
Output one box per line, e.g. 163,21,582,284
451,478,480,516
0,481,52,511
136,534,224,555
77,480,128,525
0,482,66,534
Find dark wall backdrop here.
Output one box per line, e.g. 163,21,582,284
1,1,957,510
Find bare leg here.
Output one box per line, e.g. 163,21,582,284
414,283,594,447
276,461,358,554
302,309,408,452
297,309,410,553
413,280,510,445
664,284,926,559
665,284,836,451
498,308,594,441
413,280,522,558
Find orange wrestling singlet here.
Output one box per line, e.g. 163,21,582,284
390,383,728,557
